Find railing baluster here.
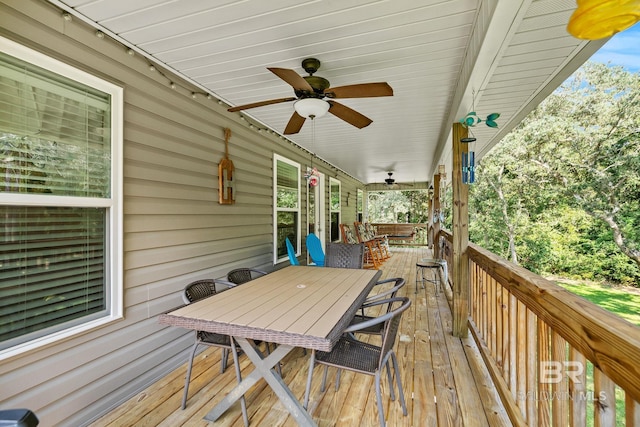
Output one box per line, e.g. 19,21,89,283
509,292,518,397
489,274,496,358
502,287,510,385
495,280,504,375
569,348,586,427
538,320,552,426
517,300,527,418
625,393,640,426
594,368,616,427
526,309,537,426
551,331,569,426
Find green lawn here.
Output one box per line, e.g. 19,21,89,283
555,280,640,327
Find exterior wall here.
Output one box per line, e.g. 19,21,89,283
0,1,364,425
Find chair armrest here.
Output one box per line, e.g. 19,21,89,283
365,278,405,303
343,297,403,333
215,279,240,290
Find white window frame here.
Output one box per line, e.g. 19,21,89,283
273,154,301,264
329,177,341,242
0,37,123,360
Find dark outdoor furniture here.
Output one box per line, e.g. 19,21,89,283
0,409,38,427
415,258,447,294
159,266,382,426
303,296,412,427
350,277,407,335
227,268,268,285
325,242,365,269
180,279,248,426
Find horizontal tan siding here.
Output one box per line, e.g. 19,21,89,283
0,1,365,425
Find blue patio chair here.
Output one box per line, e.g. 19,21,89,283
306,233,325,266
285,237,300,265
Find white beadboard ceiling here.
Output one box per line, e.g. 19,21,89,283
49,0,605,186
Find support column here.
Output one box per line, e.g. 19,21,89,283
432,173,442,257
452,123,469,338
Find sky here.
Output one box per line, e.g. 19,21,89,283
589,22,640,71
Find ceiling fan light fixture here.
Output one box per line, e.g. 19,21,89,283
385,172,395,186
294,98,330,119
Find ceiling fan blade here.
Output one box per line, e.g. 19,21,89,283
327,101,373,129
324,82,393,98
227,97,296,112
283,111,306,135
268,67,314,93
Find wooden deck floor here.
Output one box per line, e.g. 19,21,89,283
89,247,510,427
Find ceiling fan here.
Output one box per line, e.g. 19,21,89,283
227,58,393,134
385,172,396,186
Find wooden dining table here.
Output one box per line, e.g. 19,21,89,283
158,265,382,426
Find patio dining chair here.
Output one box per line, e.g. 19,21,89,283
303,297,412,427
180,279,249,426
350,277,406,336
324,242,364,269
227,267,268,285
306,233,325,266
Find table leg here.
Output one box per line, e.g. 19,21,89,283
204,338,317,427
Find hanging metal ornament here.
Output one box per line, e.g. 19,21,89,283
461,136,476,185
459,111,500,128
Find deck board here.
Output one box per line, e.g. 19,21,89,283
89,247,510,427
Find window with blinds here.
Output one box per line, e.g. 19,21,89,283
0,38,122,356
274,155,300,263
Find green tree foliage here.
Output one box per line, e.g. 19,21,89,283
367,190,430,223
470,62,640,285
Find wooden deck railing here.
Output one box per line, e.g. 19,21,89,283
438,230,640,427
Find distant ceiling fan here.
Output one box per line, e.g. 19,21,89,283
227,58,393,134
385,172,396,186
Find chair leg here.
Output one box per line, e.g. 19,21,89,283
385,360,395,401
334,369,342,391
320,365,329,392
181,340,200,410
391,352,408,415
303,350,316,409
230,339,249,427
221,348,229,373
374,371,386,427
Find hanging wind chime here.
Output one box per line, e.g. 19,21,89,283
458,108,500,184
461,137,476,184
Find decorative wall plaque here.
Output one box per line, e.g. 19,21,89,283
218,128,235,204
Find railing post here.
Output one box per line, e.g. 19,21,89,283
452,122,469,337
